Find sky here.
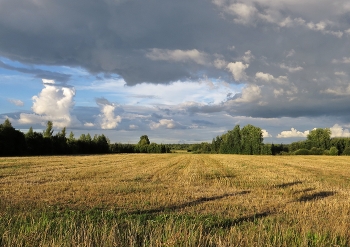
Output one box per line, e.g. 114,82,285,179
1,0,350,144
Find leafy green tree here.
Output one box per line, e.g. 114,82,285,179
219,125,241,154
342,146,350,156
307,128,331,150
241,124,263,155
138,135,150,146
260,144,272,155
288,140,310,152
211,136,222,154
231,125,242,154
135,135,150,153
147,143,162,153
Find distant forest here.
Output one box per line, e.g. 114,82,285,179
1,119,350,156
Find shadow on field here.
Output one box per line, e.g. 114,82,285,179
297,191,336,202
128,191,250,215
293,187,315,194
208,210,272,229
274,181,302,188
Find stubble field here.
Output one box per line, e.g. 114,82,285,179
0,154,350,246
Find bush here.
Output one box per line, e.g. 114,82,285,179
342,146,350,156
279,151,291,155
310,147,324,155
329,147,339,156
294,149,310,155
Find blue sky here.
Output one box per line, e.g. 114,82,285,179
1,0,350,143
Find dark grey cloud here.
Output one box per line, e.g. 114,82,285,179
0,0,235,84
0,60,71,83
192,119,215,126
1,0,350,123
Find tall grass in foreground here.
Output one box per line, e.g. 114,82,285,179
1,154,350,246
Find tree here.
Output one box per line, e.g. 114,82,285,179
138,135,150,146
342,146,350,156
93,134,109,153
67,131,78,154
3,119,13,128
43,121,54,138
231,125,242,154
211,136,222,154
0,119,26,156
26,127,34,138
52,127,68,154
68,131,75,142
25,127,45,155
241,124,263,155
307,128,331,150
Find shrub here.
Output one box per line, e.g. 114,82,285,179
279,151,291,155
294,149,310,155
310,147,324,155
329,147,339,156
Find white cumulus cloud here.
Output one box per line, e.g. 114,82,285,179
277,128,310,138
255,72,288,85
227,62,249,81
150,119,182,130
84,122,95,127
8,99,24,106
330,124,350,137
96,98,122,129
233,84,261,103
18,79,80,128
262,129,271,138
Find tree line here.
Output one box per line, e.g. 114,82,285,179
2,118,350,156
0,119,169,156
188,125,350,156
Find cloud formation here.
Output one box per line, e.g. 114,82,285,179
150,119,183,130
18,79,80,128
227,62,249,81
146,49,209,65
96,98,122,130
8,99,24,106
277,128,310,138
1,0,350,143
330,124,350,138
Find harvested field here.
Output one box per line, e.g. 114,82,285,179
0,154,349,246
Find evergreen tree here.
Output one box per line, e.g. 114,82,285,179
0,119,26,156
43,121,54,138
